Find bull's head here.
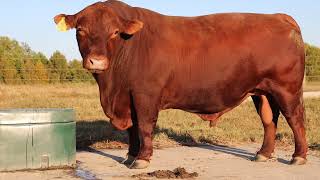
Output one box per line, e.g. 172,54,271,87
54,2,143,73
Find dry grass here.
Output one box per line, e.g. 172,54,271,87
0,84,319,152
0,83,105,120
304,81,320,92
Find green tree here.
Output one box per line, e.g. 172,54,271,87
34,61,49,84
0,36,25,83
67,59,93,82
305,43,320,81
20,58,35,84
0,53,18,83
49,51,68,83
34,52,49,66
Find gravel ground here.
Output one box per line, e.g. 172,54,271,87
1,144,319,180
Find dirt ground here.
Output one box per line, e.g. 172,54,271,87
1,144,319,180
304,91,320,98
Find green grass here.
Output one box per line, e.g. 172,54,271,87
0,84,319,152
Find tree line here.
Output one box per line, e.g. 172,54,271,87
0,36,94,84
1,36,320,84
305,43,320,81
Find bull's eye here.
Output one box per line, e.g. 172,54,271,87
76,27,87,36
77,30,86,36
110,29,120,39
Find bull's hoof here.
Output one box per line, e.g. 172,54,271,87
129,159,150,169
290,157,307,165
253,154,269,162
121,155,136,165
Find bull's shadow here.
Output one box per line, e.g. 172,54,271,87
154,126,255,160
76,120,128,149
309,143,320,151
76,120,257,161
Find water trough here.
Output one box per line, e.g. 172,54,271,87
0,109,76,171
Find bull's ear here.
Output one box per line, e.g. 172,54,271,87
54,14,76,32
121,19,143,36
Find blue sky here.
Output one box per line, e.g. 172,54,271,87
0,0,319,60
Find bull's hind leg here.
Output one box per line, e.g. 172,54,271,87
271,89,307,165
252,95,280,162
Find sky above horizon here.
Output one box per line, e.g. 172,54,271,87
0,0,319,60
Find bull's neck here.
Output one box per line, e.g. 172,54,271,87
93,38,131,95
93,6,160,92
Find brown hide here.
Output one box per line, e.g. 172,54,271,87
55,0,305,131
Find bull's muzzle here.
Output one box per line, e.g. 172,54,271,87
84,58,109,73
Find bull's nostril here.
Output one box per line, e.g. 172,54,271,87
90,59,94,65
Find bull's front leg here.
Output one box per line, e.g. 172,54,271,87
122,110,140,165
129,93,159,169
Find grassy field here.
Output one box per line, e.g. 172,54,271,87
304,81,320,92
0,84,319,153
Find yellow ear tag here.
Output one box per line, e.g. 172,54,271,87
57,17,68,32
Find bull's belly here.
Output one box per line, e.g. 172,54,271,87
160,90,251,114
160,89,254,127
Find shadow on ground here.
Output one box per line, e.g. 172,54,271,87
198,144,255,160
76,120,259,162
76,120,127,149
309,144,320,151
76,120,198,149
85,147,126,163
